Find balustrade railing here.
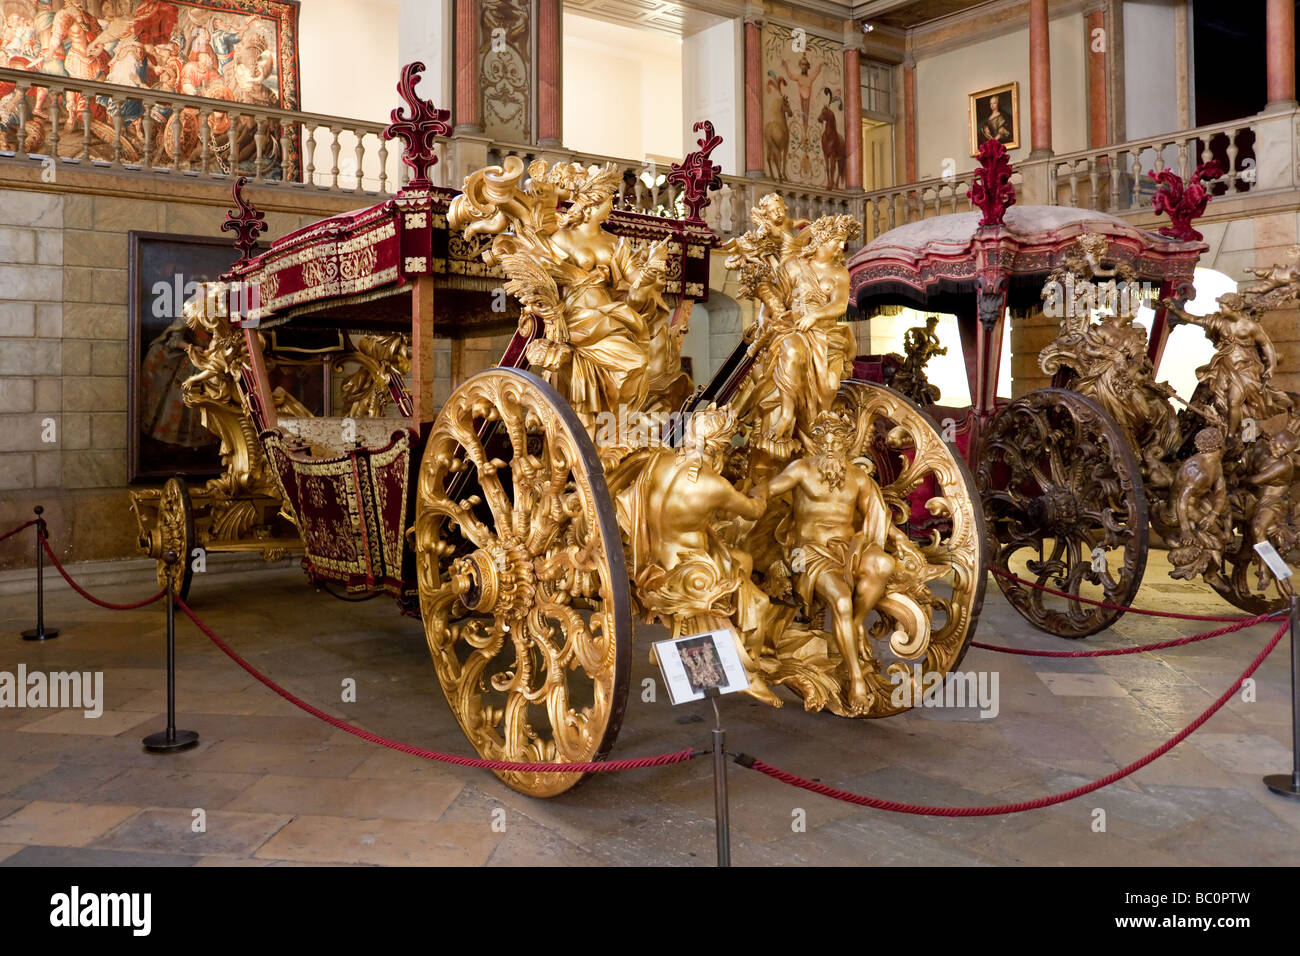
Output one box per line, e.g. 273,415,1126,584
1,65,1291,247
0,65,400,193
1049,117,1259,214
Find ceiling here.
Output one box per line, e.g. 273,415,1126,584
860,0,994,30
563,0,729,36
560,0,997,36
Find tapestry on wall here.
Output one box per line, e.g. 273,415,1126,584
761,24,845,189
478,0,529,143
0,0,301,180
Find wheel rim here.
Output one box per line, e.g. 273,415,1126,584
978,388,1148,638
156,477,194,600
1205,540,1289,614
414,368,631,797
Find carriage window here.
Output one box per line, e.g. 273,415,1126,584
1135,267,1230,402
866,310,974,407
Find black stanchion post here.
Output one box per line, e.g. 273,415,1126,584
1265,587,1300,799
143,552,199,753
21,506,58,641
709,691,730,867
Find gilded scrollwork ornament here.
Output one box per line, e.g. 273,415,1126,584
336,333,412,419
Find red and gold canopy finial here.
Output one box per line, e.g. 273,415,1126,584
667,120,724,222
967,139,1017,228
382,61,452,193
221,176,266,263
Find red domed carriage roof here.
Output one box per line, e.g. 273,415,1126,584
848,205,1205,315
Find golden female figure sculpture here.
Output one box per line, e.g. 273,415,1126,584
1165,292,1288,436
725,197,860,467
450,156,675,424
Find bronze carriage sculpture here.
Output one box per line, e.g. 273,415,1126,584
136,64,986,797
848,145,1300,638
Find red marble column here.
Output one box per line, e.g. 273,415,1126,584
538,0,562,146
1267,0,1296,109
745,19,763,177
844,45,862,190
1029,0,1052,157
902,56,916,183
1086,6,1107,148
455,0,481,133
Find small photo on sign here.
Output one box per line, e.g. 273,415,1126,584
653,630,749,705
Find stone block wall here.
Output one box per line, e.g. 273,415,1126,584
0,165,429,570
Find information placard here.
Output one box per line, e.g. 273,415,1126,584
652,629,750,705
1253,541,1294,580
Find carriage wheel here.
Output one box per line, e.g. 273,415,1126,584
1205,541,1290,615
156,477,195,601
414,368,632,797
978,389,1148,638
833,381,987,717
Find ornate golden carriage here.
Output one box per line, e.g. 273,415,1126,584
137,64,985,797
849,144,1300,638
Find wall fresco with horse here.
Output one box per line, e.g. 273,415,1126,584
761,23,845,190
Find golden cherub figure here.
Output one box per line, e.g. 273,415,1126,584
1169,426,1229,581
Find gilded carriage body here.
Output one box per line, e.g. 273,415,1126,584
131,64,986,797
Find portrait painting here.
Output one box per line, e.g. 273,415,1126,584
0,0,301,179
127,231,325,483
969,82,1019,156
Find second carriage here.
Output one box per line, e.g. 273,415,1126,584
849,144,1300,638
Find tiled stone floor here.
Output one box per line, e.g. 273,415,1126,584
0,552,1297,866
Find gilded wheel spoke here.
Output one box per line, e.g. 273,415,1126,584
979,389,1148,639
415,368,630,797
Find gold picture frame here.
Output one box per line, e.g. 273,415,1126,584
969,82,1020,156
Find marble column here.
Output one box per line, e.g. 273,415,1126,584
744,18,763,177
844,42,862,190
1266,0,1297,110
1086,4,1106,148
454,0,480,134
1029,0,1052,157
538,0,562,146
902,55,916,183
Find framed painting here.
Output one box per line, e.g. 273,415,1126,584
127,231,326,484
969,82,1020,156
0,0,301,179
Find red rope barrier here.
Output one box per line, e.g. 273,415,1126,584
989,566,1257,622
970,611,1279,657
40,537,165,611
176,598,701,775
738,619,1288,816
0,518,38,545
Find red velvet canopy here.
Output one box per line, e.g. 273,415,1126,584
847,205,1206,424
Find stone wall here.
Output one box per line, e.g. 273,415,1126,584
0,164,444,570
